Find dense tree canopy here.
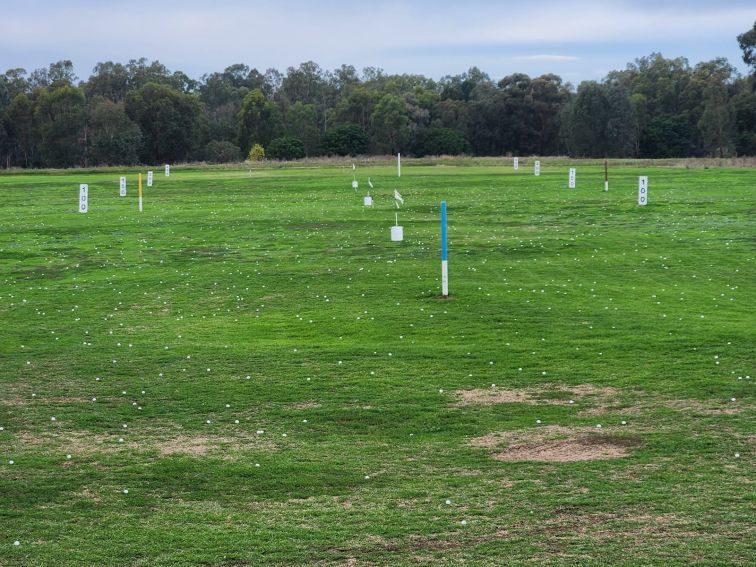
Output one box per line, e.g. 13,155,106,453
1,26,754,168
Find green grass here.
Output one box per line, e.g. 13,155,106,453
0,159,753,566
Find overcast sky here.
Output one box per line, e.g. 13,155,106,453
2,0,753,84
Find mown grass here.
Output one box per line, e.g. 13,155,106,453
0,159,753,565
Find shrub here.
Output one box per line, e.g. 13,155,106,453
322,123,369,156
248,143,265,161
205,140,242,163
413,127,470,157
267,136,305,160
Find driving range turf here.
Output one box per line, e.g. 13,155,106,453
1,159,753,565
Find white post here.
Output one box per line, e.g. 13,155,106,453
79,184,88,213
119,176,126,197
513,157,519,171
398,153,401,177
165,164,170,177
638,176,648,206
568,168,576,189
534,160,541,176
441,201,448,297
147,171,153,187
604,160,609,192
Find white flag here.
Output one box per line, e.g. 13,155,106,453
394,190,404,207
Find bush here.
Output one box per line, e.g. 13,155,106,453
413,127,470,157
322,123,369,156
267,136,305,160
205,140,242,163
248,143,265,162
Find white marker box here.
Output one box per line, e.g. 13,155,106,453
165,164,170,177
79,184,88,213
119,176,126,197
569,168,576,189
147,171,154,187
535,161,541,176
363,196,373,206
638,176,648,205
391,225,403,241
514,157,519,170
352,180,358,189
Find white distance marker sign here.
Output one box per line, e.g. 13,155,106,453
638,176,648,205
534,160,541,176
569,168,576,189
165,164,170,177
352,180,359,189
514,157,519,170
119,176,126,197
79,184,88,213
147,171,153,187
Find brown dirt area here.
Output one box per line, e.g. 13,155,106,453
470,425,639,462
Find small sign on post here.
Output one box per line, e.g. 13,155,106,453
165,164,170,177
147,171,153,187
363,195,373,207
534,160,541,176
391,213,403,242
119,176,126,197
514,157,519,171
568,168,576,189
79,184,88,213
638,176,648,206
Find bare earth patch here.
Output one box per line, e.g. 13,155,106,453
470,425,639,462
454,384,618,407
493,437,633,462
14,429,277,457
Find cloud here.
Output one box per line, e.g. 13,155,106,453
512,55,580,62
0,0,751,80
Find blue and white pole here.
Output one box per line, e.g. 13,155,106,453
441,200,449,297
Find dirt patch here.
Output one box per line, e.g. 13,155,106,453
0,395,90,407
493,436,635,463
14,430,277,457
291,401,322,410
471,425,639,462
454,384,618,407
470,425,576,448
662,399,743,415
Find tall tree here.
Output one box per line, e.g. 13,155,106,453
126,83,205,163
3,93,36,167
371,93,409,153
88,98,142,165
737,21,756,75
237,89,281,152
34,85,86,167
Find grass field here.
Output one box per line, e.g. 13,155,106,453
0,159,753,566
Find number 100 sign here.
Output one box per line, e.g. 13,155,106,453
79,184,88,213
638,176,648,206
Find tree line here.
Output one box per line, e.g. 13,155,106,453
1,23,754,168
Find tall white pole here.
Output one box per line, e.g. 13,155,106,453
398,153,401,177
441,201,448,297
604,160,609,192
